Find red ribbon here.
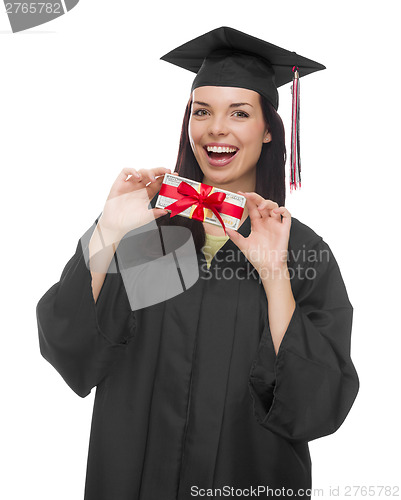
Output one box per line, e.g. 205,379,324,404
162,181,229,234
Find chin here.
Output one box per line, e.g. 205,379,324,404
204,172,236,186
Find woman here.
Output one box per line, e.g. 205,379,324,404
36,27,359,500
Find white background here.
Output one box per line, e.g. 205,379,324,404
1,0,399,498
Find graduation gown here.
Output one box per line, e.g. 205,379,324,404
36,203,359,500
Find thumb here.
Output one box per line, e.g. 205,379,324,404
225,227,246,251
152,207,169,219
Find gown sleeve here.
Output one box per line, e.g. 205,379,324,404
248,235,359,442
36,217,136,398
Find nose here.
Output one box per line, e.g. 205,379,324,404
208,115,229,137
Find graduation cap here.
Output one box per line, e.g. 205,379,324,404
160,26,326,191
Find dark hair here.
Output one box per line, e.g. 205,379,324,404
157,93,287,253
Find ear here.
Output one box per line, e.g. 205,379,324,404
263,131,272,143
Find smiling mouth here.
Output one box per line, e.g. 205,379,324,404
204,145,239,161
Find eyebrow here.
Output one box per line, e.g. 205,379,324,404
193,101,254,108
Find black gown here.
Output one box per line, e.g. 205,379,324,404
36,195,359,500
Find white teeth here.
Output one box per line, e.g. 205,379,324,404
206,146,238,153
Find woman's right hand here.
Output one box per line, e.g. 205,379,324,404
97,167,177,239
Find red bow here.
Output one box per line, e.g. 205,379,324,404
165,181,228,234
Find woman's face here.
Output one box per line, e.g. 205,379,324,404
188,86,271,189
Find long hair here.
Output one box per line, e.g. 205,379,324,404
157,93,287,253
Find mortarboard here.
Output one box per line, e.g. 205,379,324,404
160,26,326,191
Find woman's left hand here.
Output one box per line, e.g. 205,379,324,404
225,191,291,278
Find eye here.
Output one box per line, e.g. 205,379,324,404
233,111,249,118
192,109,209,116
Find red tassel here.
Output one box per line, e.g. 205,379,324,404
290,66,301,192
